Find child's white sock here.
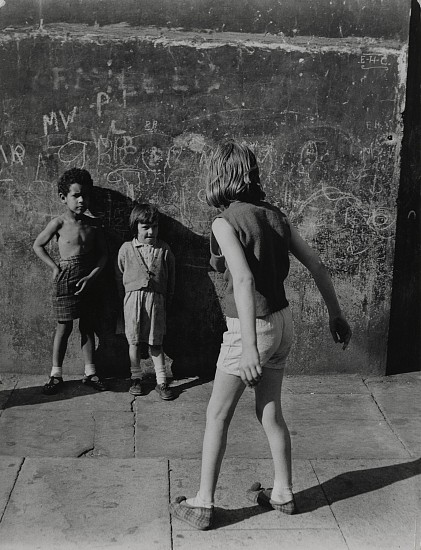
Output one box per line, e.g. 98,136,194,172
50,367,62,378
154,363,167,386
185,492,213,508
84,364,96,377
271,484,293,504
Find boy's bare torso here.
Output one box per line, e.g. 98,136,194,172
55,213,98,260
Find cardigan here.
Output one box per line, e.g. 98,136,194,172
117,239,175,300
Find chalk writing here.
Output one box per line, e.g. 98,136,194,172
97,92,110,118
359,54,389,70
57,140,87,167
0,143,25,165
43,107,78,136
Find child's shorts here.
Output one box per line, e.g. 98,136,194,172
53,254,95,322
216,307,293,377
123,289,166,346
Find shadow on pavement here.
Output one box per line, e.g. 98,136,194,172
0,376,212,409
212,505,266,527
295,458,421,513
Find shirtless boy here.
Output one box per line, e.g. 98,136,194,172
33,168,108,395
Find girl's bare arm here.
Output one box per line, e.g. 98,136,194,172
289,223,352,349
212,217,262,386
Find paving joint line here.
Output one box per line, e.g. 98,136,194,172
77,412,96,457
362,377,413,457
309,459,351,550
0,456,25,524
0,378,19,419
167,459,174,550
130,395,136,458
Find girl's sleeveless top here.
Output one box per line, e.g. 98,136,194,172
210,200,291,318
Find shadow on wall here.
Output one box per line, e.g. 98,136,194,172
89,187,225,380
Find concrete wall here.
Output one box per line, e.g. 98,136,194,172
0,0,410,376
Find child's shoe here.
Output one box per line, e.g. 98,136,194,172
82,374,107,391
170,496,214,530
129,378,145,396
246,482,297,514
155,383,176,400
43,376,64,395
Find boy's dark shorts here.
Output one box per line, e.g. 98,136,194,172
53,254,96,323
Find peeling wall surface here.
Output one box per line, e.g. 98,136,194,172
0,1,410,375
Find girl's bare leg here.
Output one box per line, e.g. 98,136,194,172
194,369,245,505
128,344,142,379
254,367,293,503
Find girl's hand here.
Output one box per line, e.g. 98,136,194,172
75,276,91,295
329,314,352,350
239,346,262,387
52,266,61,281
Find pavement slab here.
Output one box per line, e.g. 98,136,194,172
0,408,137,459
288,418,410,459
365,375,421,456
284,374,370,395
172,529,349,550
0,457,170,550
0,409,95,457
135,397,207,458
312,458,421,550
93,411,135,458
282,394,385,421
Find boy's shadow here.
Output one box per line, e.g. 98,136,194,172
90,188,225,381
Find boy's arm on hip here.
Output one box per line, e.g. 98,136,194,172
33,217,63,272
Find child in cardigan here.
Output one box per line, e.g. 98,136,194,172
33,168,108,395
170,141,352,529
117,204,176,400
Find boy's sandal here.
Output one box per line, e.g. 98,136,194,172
82,375,107,392
169,496,214,530
246,482,296,515
43,376,64,395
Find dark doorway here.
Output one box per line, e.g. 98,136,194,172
386,0,421,374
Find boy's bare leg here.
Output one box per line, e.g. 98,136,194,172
79,318,106,390
44,321,73,393
52,321,73,376
254,368,293,503
79,318,95,374
191,369,245,506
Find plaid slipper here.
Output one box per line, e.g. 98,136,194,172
246,482,296,514
169,496,214,530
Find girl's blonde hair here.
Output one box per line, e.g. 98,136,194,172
205,141,265,208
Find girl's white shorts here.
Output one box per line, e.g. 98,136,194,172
216,307,294,377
